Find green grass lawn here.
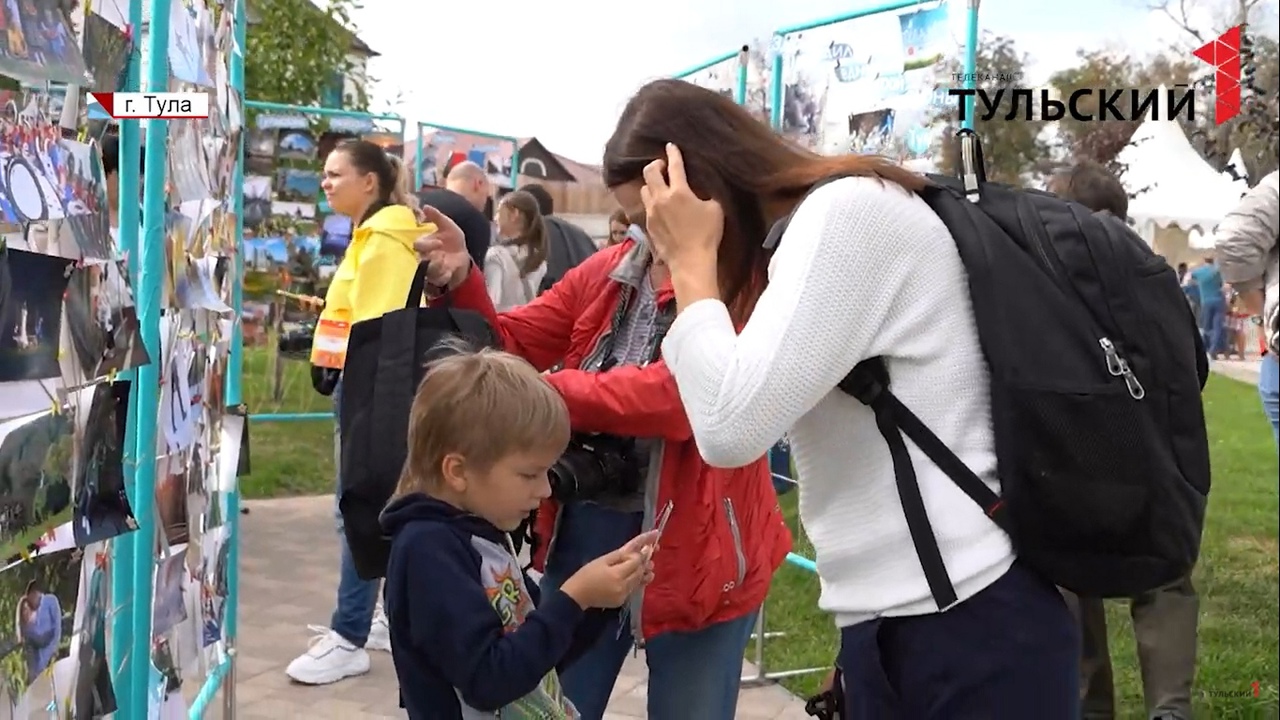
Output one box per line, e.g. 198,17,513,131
756,375,1280,717
238,354,1279,716
237,346,335,498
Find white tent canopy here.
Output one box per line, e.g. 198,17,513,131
1117,86,1245,234
1223,147,1250,192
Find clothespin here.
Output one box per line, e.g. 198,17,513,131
19,547,32,563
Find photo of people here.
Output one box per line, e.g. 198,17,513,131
0,249,74,383
0,122,111,257
0,119,65,224
0,1,90,86
847,108,897,154
275,168,320,203
71,384,137,547
0,408,74,563
0,548,82,706
276,130,316,162
64,259,150,380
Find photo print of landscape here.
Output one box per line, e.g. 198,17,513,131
0,0,246,714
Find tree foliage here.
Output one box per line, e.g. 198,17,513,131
934,33,1048,185
1148,0,1280,179
244,0,369,110
1049,50,1196,175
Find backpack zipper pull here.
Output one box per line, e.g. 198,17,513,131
1098,338,1146,400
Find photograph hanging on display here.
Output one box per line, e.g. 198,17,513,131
246,128,276,158
71,550,116,720
0,409,74,563
64,259,150,380
276,168,320,203
70,384,137,547
81,10,132,92
0,2,90,86
167,0,214,88
0,548,83,708
681,55,738,102
777,0,963,160
415,126,514,189
152,551,188,638
276,129,317,162
0,249,74,383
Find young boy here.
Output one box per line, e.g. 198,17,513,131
381,348,657,719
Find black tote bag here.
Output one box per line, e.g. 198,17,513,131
338,263,499,579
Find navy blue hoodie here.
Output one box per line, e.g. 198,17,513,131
381,493,607,718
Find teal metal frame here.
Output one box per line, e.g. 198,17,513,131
241,101,405,427
768,0,981,131
674,47,751,105
413,122,521,191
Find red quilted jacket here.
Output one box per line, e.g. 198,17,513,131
442,240,792,640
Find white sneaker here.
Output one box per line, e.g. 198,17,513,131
367,606,391,652
285,626,371,685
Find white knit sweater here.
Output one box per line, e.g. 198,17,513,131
662,177,1014,627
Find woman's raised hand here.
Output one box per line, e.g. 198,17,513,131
641,143,724,269
415,204,472,289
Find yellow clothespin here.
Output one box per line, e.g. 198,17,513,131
19,547,31,563
108,369,117,383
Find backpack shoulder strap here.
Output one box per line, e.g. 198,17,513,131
840,357,1009,610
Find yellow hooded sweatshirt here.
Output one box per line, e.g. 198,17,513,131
313,205,434,366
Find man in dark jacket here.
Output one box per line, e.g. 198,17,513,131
419,161,492,267
521,184,598,294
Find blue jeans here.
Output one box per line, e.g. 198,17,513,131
1260,352,1280,448
1200,297,1227,356
330,382,379,647
542,501,757,720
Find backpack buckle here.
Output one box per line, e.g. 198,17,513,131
840,358,890,406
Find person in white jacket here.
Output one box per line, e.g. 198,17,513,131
484,190,548,311
1215,170,1280,446
596,78,1078,718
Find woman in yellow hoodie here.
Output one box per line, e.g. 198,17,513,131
290,141,436,687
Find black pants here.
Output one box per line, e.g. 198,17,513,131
838,563,1080,719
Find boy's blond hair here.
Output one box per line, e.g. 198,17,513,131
395,344,570,497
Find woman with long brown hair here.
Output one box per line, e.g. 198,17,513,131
603,79,1078,717
484,190,548,310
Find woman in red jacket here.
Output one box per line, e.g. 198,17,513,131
415,208,791,720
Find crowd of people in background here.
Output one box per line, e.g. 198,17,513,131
288,77,1277,720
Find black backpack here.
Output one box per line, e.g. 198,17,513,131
338,263,500,580
539,216,599,295
768,130,1210,608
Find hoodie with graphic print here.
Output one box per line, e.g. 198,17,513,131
381,493,606,719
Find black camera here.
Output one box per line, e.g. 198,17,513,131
548,433,642,503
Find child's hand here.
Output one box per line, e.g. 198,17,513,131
561,531,659,609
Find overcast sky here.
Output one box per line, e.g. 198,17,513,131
351,0,1252,164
